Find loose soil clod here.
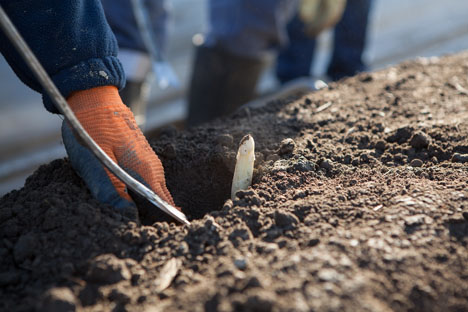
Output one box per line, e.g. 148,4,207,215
1,52,468,311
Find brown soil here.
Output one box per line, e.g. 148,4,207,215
1,52,468,312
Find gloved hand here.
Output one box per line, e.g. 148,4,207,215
61,86,176,218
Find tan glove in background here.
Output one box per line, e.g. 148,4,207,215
299,0,347,37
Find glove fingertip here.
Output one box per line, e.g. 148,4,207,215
112,197,139,221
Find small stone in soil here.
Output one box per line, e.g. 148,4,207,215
410,159,423,167
452,153,468,163
320,159,333,170
386,126,413,144
275,211,299,229
234,258,248,270
318,269,341,283
242,276,262,289
278,138,295,155
108,288,131,304
360,154,370,163
409,132,431,149
375,140,387,151
223,199,233,210
308,238,320,247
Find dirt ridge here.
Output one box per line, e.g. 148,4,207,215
1,52,468,311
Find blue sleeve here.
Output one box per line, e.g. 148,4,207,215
0,0,125,113
204,0,298,59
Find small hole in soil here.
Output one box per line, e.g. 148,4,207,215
132,152,235,225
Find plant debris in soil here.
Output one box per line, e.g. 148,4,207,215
1,52,468,312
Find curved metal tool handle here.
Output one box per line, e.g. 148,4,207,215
0,6,190,226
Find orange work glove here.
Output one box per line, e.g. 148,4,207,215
61,86,176,218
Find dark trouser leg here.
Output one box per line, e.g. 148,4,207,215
327,0,373,81
186,45,265,128
275,14,317,85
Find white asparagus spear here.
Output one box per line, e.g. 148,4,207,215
231,134,255,200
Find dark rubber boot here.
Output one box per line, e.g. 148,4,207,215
186,45,265,128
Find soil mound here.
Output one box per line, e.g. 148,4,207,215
1,52,468,311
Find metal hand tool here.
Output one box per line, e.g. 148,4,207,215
0,5,190,226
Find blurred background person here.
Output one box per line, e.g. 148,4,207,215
186,0,363,128
186,0,299,128
102,0,371,130
276,0,373,84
